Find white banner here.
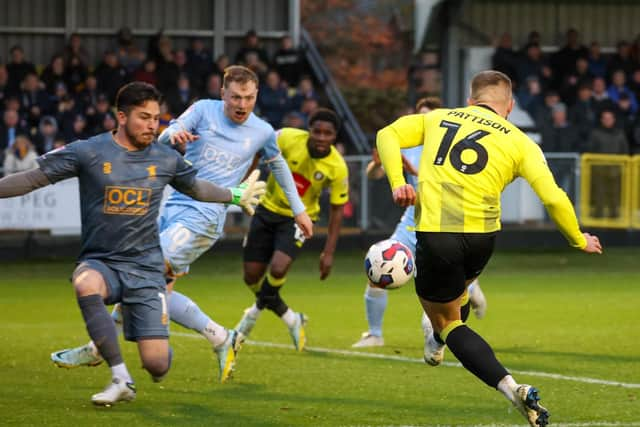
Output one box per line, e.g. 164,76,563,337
0,178,81,233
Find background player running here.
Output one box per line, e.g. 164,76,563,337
235,108,349,351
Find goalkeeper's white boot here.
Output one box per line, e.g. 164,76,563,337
288,312,308,351
214,329,241,383
235,307,258,339
352,332,384,348
91,377,136,406
468,281,487,319
511,384,550,427
51,343,103,368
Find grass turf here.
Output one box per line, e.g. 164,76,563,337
0,248,638,426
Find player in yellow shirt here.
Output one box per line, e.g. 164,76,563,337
235,108,349,351
377,70,602,427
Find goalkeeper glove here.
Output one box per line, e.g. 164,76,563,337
229,169,266,216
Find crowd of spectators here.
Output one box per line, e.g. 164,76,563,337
493,28,640,156
0,28,320,176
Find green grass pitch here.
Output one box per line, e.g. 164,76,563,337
1,248,638,426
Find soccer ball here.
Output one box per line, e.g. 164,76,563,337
364,239,414,289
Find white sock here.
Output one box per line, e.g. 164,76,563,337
203,320,228,348
111,363,133,383
246,303,262,319
281,308,297,328
87,340,99,356
497,375,518,402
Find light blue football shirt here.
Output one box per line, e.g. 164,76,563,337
158,99,281,233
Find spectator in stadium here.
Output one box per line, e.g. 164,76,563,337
0,109,27,167
33,115,61,155
515,43,552,92
243,51,269,81
607,40,635,81
353,96,486,349
257,70,289,128
568,82,597,144
587,41,607,79
614,93,637,139
98,111,117,133
588,109,629,155
376,70,601,427
587,109,628,219
19,72,51,129
214,54,230,76
534,90,560,135
40,54,67,95
300,97,320,124
6,45,36,95
132,59,158,86
202,73,222,100
550,28,588,89
235,29,270,69
55,94,81,137
591,76,616,114
63,33,90,68
607,69,638,113
165,73,197,116
0,81,266,405
64,54,89,94
272,35,305,87
155,37,180,93
559,57,592,106
541,102,580,153
94,50,129,104
235,108,347,352
289,75,319,111
0,64,12,109
50,67,310,386
3,134,38,175
63,113,90,142
186,38,213,94
491,32,519,87
115,26,144,74
281,110,306,129
515,75,544,118
77,75,100,112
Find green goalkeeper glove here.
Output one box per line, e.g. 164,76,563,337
229,169,267,216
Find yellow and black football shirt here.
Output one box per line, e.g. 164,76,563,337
261,128,349,220
377,105,586,248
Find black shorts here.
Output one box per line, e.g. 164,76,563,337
243,205,306,263
415,231,496,303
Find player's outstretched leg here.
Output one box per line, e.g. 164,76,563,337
467,279,487,319
169,291,241,383
51,304,122,368
352,284,386,348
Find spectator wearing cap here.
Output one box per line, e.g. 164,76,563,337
33,115,62,155
235,29,270,69
607,69,638,113
569,82,597,143
3,134,38,175
273,35,306,87
6,45,36,95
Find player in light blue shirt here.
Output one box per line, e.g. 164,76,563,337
352,98,487,362
51,66,313,383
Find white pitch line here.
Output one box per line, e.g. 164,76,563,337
171,332,640,389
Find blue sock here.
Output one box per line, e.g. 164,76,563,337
364,284,387,337
168,291,210,332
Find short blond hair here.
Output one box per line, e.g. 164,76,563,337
223,65,258,88
469,70,512,104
